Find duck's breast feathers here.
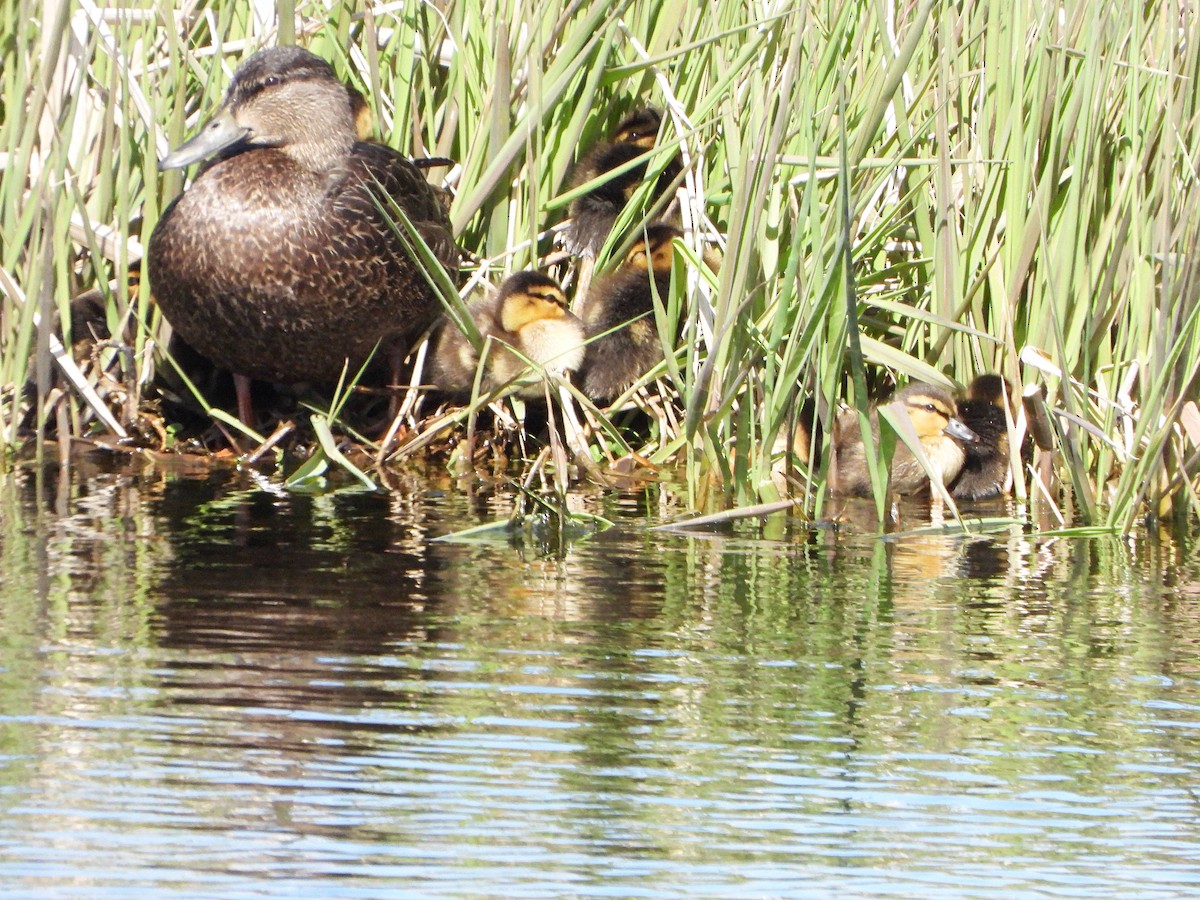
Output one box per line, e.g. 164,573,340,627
161,150,325,223
150,155,326,295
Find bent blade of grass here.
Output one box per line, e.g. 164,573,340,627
311,413,377,491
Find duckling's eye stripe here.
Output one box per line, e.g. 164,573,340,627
907,401,942,414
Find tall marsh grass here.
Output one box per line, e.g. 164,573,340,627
1,0,1198,531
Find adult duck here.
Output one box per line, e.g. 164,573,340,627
148,46,456,424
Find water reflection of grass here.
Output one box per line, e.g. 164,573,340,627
2,3,1199,531
3,467,1200,889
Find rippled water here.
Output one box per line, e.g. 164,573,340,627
2,458,1200,898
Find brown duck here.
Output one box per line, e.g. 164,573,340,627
147,46,456,424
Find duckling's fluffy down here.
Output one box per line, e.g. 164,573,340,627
830,383,978,497
431,272,584,398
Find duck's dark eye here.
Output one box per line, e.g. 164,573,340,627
242,74,281,100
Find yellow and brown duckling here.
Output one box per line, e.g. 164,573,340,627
147,46,457,425
578,222,682,401
431,272,585,398
346,83,374,141
830,382,979,497
564,108,682,258
950,374,1012,500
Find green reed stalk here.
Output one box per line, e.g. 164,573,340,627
2,1,1199,530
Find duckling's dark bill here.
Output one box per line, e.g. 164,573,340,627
945,417,979,443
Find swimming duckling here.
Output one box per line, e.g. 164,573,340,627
431,272,585,398
578,223,681,401
564,108,682,258
147,46,457,425
830,382,978,497
950,374,1012,500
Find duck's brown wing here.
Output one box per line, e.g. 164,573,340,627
336,142,460,277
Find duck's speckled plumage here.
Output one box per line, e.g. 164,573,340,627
148,47,456,390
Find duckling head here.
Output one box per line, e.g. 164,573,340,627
497,272,573,334
494,272,585,381
160,46,357,173
623,223,682,273
964,373,1008,406
611,108,665,150
897,383,978,445
347,83,374,140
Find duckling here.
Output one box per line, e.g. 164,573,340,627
830,382,978,497
578,223,681,401
147,46,457,425
564,108,682,258
431,272,585,398
68,275,129,353
346,84,374,140
950,374,1012,500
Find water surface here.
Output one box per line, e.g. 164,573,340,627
2,458,1199,898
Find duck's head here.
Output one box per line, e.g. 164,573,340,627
624,223,682,273
611,108,665,150
160,46,358,172
896,383,978,444
497,272,572,334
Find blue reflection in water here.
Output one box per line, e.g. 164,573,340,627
0,463,1198,898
